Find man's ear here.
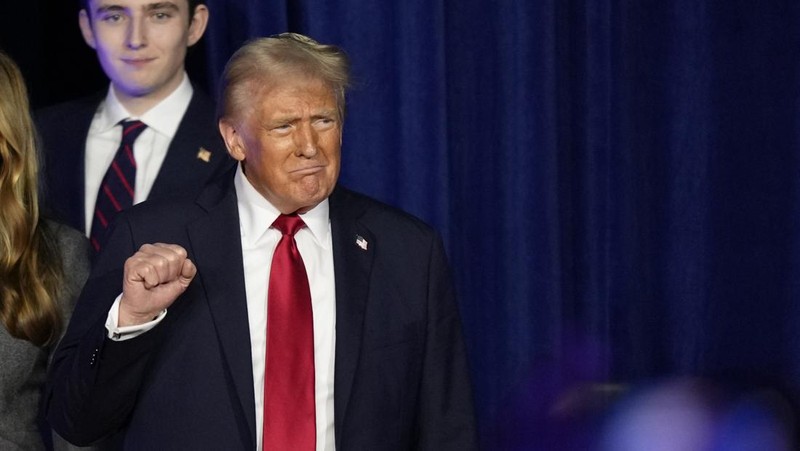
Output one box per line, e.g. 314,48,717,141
219,119,246,161
187,4,209,47
78,9,97,49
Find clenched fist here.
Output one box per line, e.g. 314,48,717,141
119,243,197,327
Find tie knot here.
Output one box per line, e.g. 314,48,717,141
120,119,147,145
272,214,306,236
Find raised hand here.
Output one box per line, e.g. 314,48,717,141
119,243,197,327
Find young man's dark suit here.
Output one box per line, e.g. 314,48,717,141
45,167,478,450
35,89,234,233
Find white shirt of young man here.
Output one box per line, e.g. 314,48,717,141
83,72,193,236
105,164,337,450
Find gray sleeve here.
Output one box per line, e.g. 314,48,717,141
48,221,97,451
49,221,91,329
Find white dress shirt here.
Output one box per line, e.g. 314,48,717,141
105,164,337,450
236,165,337,451
83,73,194,235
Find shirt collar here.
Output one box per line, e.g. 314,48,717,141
96,72,194,137
234,164,330,247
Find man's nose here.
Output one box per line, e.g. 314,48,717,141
295,123,319,157
127,15,147,49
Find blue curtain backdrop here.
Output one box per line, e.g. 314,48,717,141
3,0,800,448
192,1,800,447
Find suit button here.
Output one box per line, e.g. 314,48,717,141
89,347,99,367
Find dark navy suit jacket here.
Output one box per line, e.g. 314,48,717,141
35,89,234,234
45,170,478,450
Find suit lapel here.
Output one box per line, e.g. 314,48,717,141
329,188,374,447
186,177,256,448
184,183,374,449
148,90,227,201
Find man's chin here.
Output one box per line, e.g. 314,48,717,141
293,190,333,214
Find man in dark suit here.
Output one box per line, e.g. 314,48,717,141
36,0,233,252
46,33,478,450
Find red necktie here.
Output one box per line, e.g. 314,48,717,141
89,119,147,252
263,214,316,450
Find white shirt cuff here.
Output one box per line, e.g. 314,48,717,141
105,294,167,341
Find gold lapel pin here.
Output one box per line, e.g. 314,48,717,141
197,147,212,163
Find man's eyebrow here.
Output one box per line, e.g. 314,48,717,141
311,110,338,119
94,4,125,15
93,2,179,14
266,114,300,125
146,2,180,11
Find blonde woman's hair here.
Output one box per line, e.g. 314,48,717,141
218,32,351,123
0,51,64,347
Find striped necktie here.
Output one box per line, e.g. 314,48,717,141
89,119,147,253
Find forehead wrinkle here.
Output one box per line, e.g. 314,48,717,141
267,102,337,122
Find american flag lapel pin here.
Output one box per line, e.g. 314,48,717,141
197,147,212,163
355,235,368,251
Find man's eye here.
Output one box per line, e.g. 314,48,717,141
152,12,172,20
314,118,336,128
101,13,124,23
271,124,292,133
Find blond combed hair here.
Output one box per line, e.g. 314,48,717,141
0,51,64,347
218,32,351,123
